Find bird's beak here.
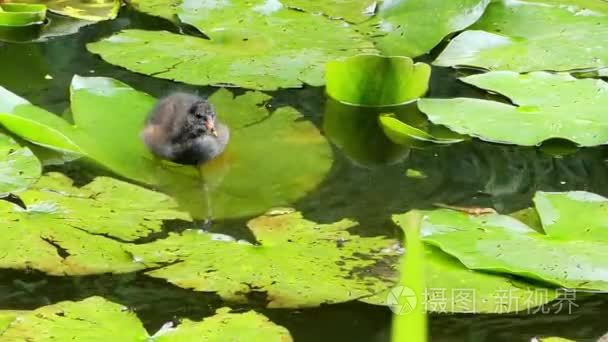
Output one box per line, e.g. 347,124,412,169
205,120,218,137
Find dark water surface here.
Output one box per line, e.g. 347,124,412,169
0,9,606,341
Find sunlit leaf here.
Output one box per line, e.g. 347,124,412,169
419,71,608,146
0,133,41,197
434,0,608,72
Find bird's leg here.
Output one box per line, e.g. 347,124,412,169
197,165,214,230
432,202,497,216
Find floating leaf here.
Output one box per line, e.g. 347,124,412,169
325,55,430,106
127,211,396,308
126,0,179,21
434,0,608,72
0,172,189,275
155,308,293,342
17,0,120,21
0,76,333,220
0,133,41,197
0,3,46,27
0,297,292,341
361,0,490,57
283,0,376,23
362,213,558,314
379,114,464,146
87,0,377,90
421,191,608,291
419,71,608,146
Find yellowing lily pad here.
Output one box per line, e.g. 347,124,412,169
0,76,333,220
0,297,293,341
0,172,190,275
127,211,397,308
434,0,608,72
0,133,41,197
419,71,608,146
88,0,377,90
17,0,120,22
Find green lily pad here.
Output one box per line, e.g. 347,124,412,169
17,0,120,21
421,191,608,290
88,0,377,90
0,172,189,275
126,0,180,21
434,0,608,72
126,211,396,308
362,0,490,57
0,133,41,197
155,308,293,342
325,55,431,106
0,3,46,27
283,0,376,23
0,297,292,341
361,213,558,314
418,71,608,146
379,114,464,146
0,76,333,220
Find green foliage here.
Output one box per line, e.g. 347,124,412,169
435,0,608,72
0,133,41,197
419,72,608,146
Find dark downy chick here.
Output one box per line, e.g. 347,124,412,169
141,92,230,165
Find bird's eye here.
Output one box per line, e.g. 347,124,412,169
195,112,204,118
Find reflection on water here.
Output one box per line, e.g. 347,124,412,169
0,7,607,342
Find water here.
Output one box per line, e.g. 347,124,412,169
0,8,607,341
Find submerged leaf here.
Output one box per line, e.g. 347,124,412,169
421,191,608,291
0,297,292,341
0,133,41,197
127,211,396,308
379,114,464,146
325,55,430,106
419,71,608,146
0,172,189,275
17,0,120,21
434,0,608,72
361,0,490,57
88,0,377,90
0,76,333,220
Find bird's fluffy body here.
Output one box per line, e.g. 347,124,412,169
142,93,229,165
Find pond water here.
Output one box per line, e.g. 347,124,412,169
0,8,607,341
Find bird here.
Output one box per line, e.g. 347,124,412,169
141,92,230,166
141,92,230,225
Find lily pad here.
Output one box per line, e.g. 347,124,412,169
0,133,41,197
17,0,120,21
361,213,558,314
0,297,293,341
325,55,431,106
283,0,376,23
0,3,46,27
418,71,608,146
0,172,190,275
127,211,396,308
362,0,490,57
126,0,180,21
379,114,464,146
434,0,608,72
421,191,608,291
87,0,377,90
0,76,333,220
